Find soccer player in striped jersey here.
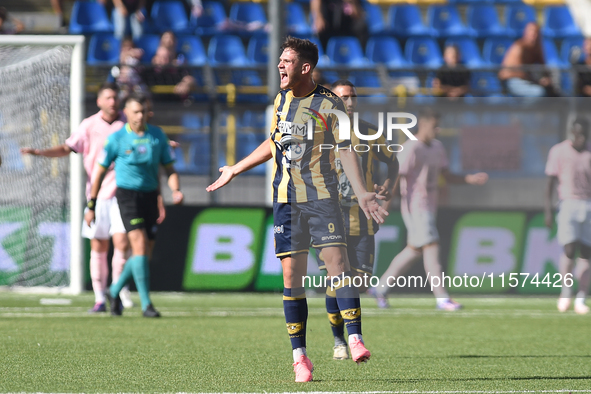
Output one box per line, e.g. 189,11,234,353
370,108,488,310
207,37,388,382
545,118,591,314
316,80,399,360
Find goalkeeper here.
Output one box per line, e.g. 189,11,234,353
86,93,183,318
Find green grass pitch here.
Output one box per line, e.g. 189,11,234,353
1,292,591,393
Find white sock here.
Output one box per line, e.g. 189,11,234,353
575,292,586,305
293,347,307,362
559,253,575,298
348,333,363,344
436,297,450,305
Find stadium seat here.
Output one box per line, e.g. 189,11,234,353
192,2,227,36
505,4,536,39
87,33,120,65
405,38,443,68
176,35,207,66
363,3,386,36
542,38,565,67
286,3,311,36
208,35,248,65
387,5,433,37
232,70,267,103
150,1,191,33
445,37,484,67
69,1,113,34
349,71,387,103
541,6,582,38
309,37,329,67
317,69,339,85
186,134,211,175
247,35,269,65
237,133,266,175
366,36,406,68
229,3,267,34
470,72,502,96
134,34,161,63
428,5,469,38
173,146,190,174
561,37,585,65
482,37,514,65
466,5,509,38
326,36,368,67
242,110,267,129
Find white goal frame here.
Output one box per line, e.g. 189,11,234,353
0,35,85,294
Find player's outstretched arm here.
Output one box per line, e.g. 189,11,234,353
85,164,108,226
339,149,388,224
442,168,488,185
164,164,184,205
20,144,72,158
206,139,273,192
374,157,400,201
544,176,557,229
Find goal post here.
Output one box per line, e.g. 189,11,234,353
0,35,85,294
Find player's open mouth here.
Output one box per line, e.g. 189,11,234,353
280,72,288,83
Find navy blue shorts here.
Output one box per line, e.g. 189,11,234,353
273,199,347,258
316,233,375,275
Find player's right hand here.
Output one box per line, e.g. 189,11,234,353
85,210,95,227
359,192,388,224
20,147,38,155
544,210,554,229
206,166,236,192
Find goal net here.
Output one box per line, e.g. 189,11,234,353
0,36,85,294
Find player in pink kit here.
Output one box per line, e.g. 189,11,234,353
370,108,488,310
545,117,591,314
21,83,132,312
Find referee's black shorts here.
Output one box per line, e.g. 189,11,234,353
116,188,159,240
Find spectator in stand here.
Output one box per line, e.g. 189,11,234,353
144,45,196,98
311,0,368,50
120,37,143,66
158,31,186,66
499,22,558,97
432,45,470,98
110,38,148,102
0,7,24,34
576,38,591,97
112,0,145,40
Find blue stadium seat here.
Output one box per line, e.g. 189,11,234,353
363,3,386,36
287,3,311,35
366,36,406,68
317,70,339,85
232,70,267,103
349,71,387,103
192,2,227,36
242,110,267,129
134,34,161,63
428,5,469,38
405,38,443,68
182,113,202,130
208,35,248,65
229,3,267,34
87,33,120,65
309,37,329,67
470,72,502,96
173,146,190,174
186,134,211,175
505,4,536,38
326,36,368,67
150,1,191,33
237,133,266,175
466,5,509,38
542,38,566,67
176,35,207,66
247,35,269,65
482,37,513,65
561,37,585,64
69,1,113,34
387,5,433,37
445,37,484,67
542,6,581,38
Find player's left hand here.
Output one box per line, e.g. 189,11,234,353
374,183,391,201
466,172,488,185
172,190,184,205
206,166,236,192
359,192,388,224
84,210,95,227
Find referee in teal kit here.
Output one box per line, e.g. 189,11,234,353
85,93,183,317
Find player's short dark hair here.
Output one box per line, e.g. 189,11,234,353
97,82,119,97
124,93,148,108
331,80,355,90
573,117,590,136
280,36,319,69
418,107,440,120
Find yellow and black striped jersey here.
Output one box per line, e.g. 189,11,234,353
270,84,350,203
336,119,397,236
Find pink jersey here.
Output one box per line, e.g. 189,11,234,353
545,140,591,201
399,138,449,213
65,111,126,200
